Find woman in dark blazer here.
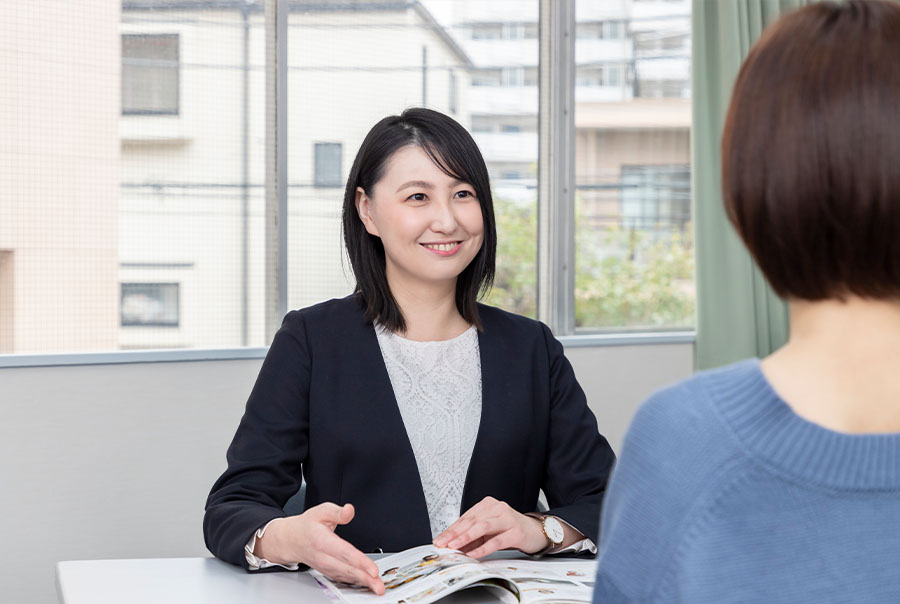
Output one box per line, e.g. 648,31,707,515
204,108,615,593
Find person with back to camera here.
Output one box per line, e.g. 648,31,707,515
204,108,616,594
591,2,900,602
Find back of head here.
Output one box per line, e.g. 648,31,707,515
722,0,900,301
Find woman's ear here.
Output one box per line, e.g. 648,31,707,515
355,187,380,237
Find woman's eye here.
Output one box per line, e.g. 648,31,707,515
455,190,475,199
408,193,427,202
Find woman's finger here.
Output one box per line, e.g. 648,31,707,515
329,534,380,579
446,517,506,550
306,527,378,579
317,553,385,595
465,533,511,559
458,536,486,554
306,502,355,530
435,516,476,547
434,497,499,545
439,518,478,548
435,497,508,548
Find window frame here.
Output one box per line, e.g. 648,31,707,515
0,0,694,369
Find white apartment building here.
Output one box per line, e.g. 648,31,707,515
119,0,471,350
424,0,691,233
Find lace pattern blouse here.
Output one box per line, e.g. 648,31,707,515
375,324,482,537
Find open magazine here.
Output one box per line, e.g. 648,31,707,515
311,545,598,604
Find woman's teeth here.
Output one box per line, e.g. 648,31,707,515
424,243,457,252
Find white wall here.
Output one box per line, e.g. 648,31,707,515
567,342,694,452
0,342,692,604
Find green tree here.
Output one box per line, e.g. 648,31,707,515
483,196,537,317
484,195,695,329
575,224,695,329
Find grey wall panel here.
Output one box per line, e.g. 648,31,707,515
0,343,692,604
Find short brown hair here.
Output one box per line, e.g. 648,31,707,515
721,0,900,300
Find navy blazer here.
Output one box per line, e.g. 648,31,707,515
204,295,615,569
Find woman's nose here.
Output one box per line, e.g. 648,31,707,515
430,200,458,233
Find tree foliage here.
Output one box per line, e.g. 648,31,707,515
575,223,694,329
483,196,695,329
482,197,538,317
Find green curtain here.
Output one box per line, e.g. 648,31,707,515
691,0,814,370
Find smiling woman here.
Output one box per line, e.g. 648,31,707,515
203,108,616,594
342,109,497,337
354,145,485,339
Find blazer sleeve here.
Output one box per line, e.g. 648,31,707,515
203,311,311,570
539,322,616,546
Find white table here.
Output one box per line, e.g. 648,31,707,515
55,557,502,604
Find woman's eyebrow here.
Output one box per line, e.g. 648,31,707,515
395,179,470,193
396,180,433,192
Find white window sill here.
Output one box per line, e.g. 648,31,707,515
0,332,695,369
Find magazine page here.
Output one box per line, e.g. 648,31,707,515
312,545,519,604
479,559,599,604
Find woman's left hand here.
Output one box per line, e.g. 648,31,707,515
432,496,547,558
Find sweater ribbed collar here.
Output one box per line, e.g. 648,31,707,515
703,359,900,491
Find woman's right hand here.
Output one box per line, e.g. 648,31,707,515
255,502,385,595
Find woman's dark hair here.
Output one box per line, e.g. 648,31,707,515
341,107,497,332
722,0,900,300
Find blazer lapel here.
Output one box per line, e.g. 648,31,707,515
356,321,433,540
461,310,518,513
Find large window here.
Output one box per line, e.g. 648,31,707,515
0,0,693,361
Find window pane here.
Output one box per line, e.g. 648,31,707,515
574,0,694,331
0,2,265,353
121,283,179,326
287,0,539,319
313,142,343,188
122,34,179,114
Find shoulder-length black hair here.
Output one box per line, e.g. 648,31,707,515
342,107,497,333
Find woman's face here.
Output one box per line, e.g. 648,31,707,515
355,145,484,292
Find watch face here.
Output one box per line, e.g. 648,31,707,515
544,517,565,544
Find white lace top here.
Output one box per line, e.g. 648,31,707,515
375,324,482,538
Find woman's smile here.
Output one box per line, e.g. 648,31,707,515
420,241,462,256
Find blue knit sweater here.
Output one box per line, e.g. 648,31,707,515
592,359,900,603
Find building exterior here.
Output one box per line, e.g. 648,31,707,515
576,0,691,240
427,0,691,235
0,1,121,354
0,0,691,354
119,0,471,350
